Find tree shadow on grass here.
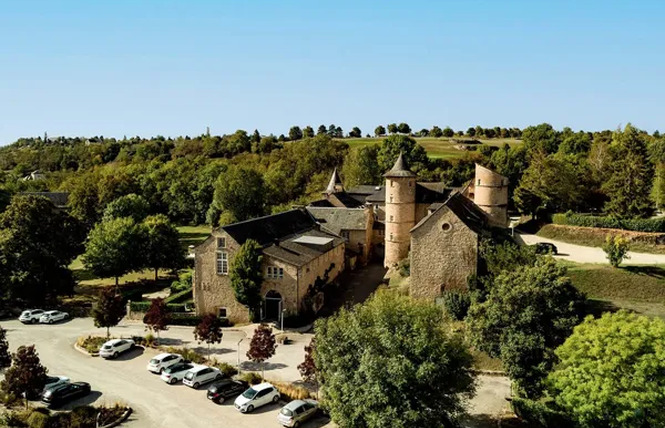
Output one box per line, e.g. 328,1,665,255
239,361,288,372
190,346,235,357
583,299,620,318
622,265,665,279
158,338,185,347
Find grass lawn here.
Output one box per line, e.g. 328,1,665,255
340,137,522,160
71,225,211,290
565,262,665,318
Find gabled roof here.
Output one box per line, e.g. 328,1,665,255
221,209,316,247
383,152,417,178
306,207,368,234
262,229,344,267
411,191,488,234
325,168,343,194
329,192,364,208
365,182,451,204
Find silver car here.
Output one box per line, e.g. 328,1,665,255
39,310,69,324
99,339,135,359
278,399,319,427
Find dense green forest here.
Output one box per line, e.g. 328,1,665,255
0,122,662,229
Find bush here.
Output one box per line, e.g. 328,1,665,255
397,258,410,277
131,333,156,348
76,335,109,353
70,405,98,428
442,291,471,321
169,314,230,327
553,212,665,233
170,270,193,294
129,301,187,313
26,410,49,428
602,235,630,267
96,403,127,427
212,361,238,377
511,397,573,428
163,347,207,365
270,380,311,401
164,287,192,304
238,372,262,385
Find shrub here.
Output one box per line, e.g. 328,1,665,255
270,380,311,401
129,301,187,313
26,410,49,428
397,258,410,277
70,405,99,428
602,235,630,267
76,336,109,354
212,361,238,377
442,291,471,321
170,270,193,294
96,403,127,427
238,372,262,385
164,287,192,304
553,212,665,233
163,347,207,364
143,333,156,348
511,397,573,428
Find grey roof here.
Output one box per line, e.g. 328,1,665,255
21,192,69,208
365,183,452,204
221,209,317,247
347,185,383,195
412,192,488,234
306,207,368,234
263,229,344,267
383,152,417,178
325,168,343,194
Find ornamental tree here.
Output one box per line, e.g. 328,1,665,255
548,311,665,428
315,292,475,428
246,324,277,380
602,235,630,267
1,345,48,405
193,314,224,361
229,239,263,321
92,287,126,338
467,257,584,398
143,298,170,344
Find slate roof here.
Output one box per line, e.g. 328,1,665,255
383,152,417,178
329,192,364,208
308,199,336,207
21,192,69,208
221,209,317,247
412,191,488,234
262,228,344,267
306,207,367,234
365,182,451,204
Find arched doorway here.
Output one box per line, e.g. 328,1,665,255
264,290,283,321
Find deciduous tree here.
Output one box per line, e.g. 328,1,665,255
348,127,362,138
397,122,411,134
92,287,126,338
467,258,584,398
302,126,314,138
315,292,475,428
374,125,386,137
193,314,224,361
0,326,10,370
143,214,185,281
246,324,277,380
229,240,263,321
288,126,303,141
102,193,150,223
602,235,630,267
143,298,170,344
387,123,398,134
442,126,454,137
1,345,48,405
209,166,266,222
548,311,665,428
430,126,443,138
377,134,429,172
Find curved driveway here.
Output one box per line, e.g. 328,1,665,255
518,233,665,265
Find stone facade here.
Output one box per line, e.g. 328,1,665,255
384,176,417,267
410,203,479,300
473,164,508,228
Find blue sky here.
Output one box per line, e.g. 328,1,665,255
0,0,663,144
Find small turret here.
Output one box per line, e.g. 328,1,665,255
324,168,344,194
473,164,508,228
383,153,417,267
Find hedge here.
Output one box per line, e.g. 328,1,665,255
170,314,230,327
553,212,665,233
129,301,187,313
164,287,192,304
511,397,574,428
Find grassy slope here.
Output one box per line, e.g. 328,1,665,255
341,137,522,159
71,225,211,289
538,224,665,254
565,262,665,318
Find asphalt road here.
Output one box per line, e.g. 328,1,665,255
518,232,665,265
2,318,331,428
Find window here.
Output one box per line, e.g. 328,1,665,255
390,180,394,187
477,179,481,185
389,233,393,241
389,195,393,203
389,215,394,222
341,230,350,239
216,251,228,275
267,267,284,279
441,222,452,232
218,307,227,317
217,237,226,248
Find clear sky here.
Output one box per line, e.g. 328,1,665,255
1,0,663,144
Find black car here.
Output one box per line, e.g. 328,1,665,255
207,379,249,404
41,382,91,408
534,242,558,255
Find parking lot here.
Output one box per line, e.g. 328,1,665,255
2,317,331,428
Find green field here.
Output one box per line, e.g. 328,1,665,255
340,137,522,159
71,225,211,290
565,262,665,318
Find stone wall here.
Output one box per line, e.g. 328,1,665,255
384,177,416,267
410,207,478,300
474,164,508,228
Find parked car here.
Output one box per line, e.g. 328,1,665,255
278,399,319,427
99,339,135,359
182,366,223,389
41,382,91,408
234,382,281,413
39,310,69,324
147,353,183,374
160,362,198,384
43,376,70,392
534,242,558,255
18,309,44,324
206,379,249,404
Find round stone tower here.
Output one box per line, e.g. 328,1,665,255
383,153,417,267
473,164,509,228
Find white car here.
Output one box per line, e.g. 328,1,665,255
99,339,135,359
147,353,183,374
39,310,69,324
278,399,319,427
43,376,70,393
182,366,223,389
19,309,44,324
235,382,281,413
160,362,198,384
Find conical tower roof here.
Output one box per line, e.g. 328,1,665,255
325,167,344,194
383,152,416,178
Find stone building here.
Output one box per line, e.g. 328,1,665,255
193,209,345,323
306,206,374,265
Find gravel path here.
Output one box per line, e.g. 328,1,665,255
517,233,665,265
